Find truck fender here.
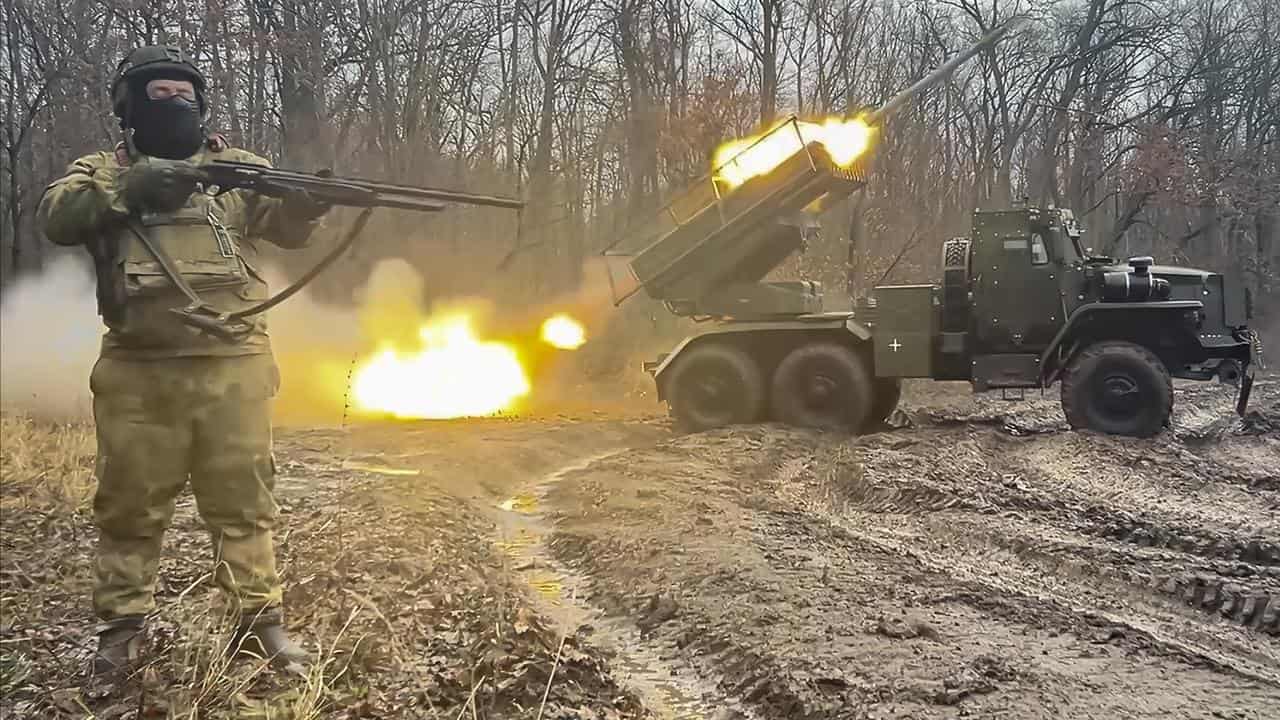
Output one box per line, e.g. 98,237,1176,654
1039,301,1204,385
648,314,872,400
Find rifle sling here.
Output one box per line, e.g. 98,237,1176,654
124,207,375,339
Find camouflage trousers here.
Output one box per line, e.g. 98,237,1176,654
89,353,283,621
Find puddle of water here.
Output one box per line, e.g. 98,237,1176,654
500,492,539,513
527,573,564,602
494,450,757,720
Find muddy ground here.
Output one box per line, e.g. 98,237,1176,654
1,378,1276,718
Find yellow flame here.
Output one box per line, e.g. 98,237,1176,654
351,313,529,419
540,313,586,349
713,116,875,188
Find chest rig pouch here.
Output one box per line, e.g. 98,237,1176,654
122,193,248,296
109,191,270,349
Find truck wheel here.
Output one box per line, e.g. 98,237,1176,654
1060,341,1173,438
770,342,873,430
865,378,903,430
665,342,765,432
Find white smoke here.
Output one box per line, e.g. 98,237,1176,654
0,252,642,426
0,255,431,426
0,255,103,421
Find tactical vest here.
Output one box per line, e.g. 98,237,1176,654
108,189,271,352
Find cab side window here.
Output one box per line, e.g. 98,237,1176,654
1029,233,1049,265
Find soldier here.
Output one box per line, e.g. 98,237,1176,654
36,46,329,675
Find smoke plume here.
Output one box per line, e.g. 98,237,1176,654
0,255,101,421
0,252,641,426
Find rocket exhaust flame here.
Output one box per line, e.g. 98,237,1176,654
712,116,875,188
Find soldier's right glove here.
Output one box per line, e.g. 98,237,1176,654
274,168,334,223
118,158,200,213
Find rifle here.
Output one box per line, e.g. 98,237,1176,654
199,160,525,212
124,160,523,342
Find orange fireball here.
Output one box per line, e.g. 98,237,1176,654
351,313,529,419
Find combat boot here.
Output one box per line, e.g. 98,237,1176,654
91,615,146,677
229,608,309,670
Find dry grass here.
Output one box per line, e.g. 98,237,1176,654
0,417,646,719
0,413,364,718
0,413,96,512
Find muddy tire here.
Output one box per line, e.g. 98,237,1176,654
865,378,903,430
1061,341,1173,438
770,342,873,430
665,342,765,432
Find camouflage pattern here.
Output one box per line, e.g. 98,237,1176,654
37,136,317,623
36,138,320,360
89,353,282,620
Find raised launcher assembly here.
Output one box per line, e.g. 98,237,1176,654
602,20,1022,321
597,17,1256,440
602,118,869,320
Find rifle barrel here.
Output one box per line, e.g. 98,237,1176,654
209,161,524,210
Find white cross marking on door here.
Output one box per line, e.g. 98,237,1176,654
889,339,902,352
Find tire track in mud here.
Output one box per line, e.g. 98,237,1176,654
542,432,1280,717
817,382,1280,640
812,441,1280,637
798,383,1280,683
792,494,1280,684
985,434,1280,637
462,383,1280,718
492,450,759,720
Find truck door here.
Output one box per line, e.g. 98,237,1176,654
973,229,1062,353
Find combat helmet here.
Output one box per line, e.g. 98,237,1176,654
110,45,209,124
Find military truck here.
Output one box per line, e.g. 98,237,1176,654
602,24,1259,439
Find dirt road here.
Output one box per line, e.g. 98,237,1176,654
514,380,1279,719
3,381,1276,718
286,377,1279,718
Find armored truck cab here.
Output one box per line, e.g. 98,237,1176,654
862,207,1257,436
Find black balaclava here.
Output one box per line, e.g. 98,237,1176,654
127,76,205,160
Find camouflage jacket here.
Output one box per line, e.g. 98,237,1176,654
37,137,320,360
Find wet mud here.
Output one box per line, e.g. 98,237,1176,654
532,380,1279,718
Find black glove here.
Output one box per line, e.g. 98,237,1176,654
278,186,332,222
118,158,200,213
274,169,334,222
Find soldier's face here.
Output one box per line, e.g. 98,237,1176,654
146,78,197,103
